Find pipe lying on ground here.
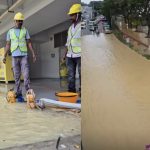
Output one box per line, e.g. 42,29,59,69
39,98,81,110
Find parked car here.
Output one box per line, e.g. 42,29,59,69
81,21,86,29
104,25,112,34
88,20,95,26
89,24,98,32
89,20,98,31
89,25,95,31
103,22,109,27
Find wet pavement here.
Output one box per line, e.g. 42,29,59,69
82,28,92,36
0,79,80,149
82,33,150,150
3,135,81,150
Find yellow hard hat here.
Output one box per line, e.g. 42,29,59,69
68,4,81,15
14,12,24,20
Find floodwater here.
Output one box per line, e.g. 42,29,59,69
0,82,80,149
82,33,150,150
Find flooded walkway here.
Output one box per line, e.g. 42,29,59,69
82,33,150,150
0,79,80,149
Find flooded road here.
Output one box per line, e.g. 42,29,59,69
0,82,80,149
82,33,150,150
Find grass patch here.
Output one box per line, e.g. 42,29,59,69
142,54,150,60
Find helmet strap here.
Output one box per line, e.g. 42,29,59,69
76,13,79,22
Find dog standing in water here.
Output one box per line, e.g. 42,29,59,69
6,89,16,103
26,89,36,109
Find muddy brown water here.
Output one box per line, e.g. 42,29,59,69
0,94,80,149
82,33,150,150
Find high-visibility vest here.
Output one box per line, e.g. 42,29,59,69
9,27,27,53
68,23,81,54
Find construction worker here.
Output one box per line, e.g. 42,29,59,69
64,4,81,95
3,12,36,100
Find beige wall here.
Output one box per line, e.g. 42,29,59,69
29,21,70,78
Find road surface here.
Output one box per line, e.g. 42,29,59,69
82,33,150,150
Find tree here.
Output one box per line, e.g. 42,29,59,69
89,1,103,18
143,0,150,37
102,0,150,36
101,0,115,25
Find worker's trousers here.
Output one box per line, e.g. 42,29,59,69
12,56,30,95
66,57,81,93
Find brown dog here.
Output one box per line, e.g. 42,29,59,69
26,89,36,109
6,89,16,103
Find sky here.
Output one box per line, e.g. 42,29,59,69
82,0,103,4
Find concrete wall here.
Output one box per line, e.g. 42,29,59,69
0,0,80,43
0,0,80,79
29,21,70,78
0,0,55,37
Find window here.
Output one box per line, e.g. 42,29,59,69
54,30,67,48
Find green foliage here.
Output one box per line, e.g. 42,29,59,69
143,54,150,60
102,0,147,27
131,19,141,27
89,1,103,15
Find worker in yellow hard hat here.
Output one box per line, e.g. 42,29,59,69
3,12,36,101
64,4,81,96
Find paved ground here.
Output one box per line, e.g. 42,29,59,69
0,79,81,149
2,135,81,150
